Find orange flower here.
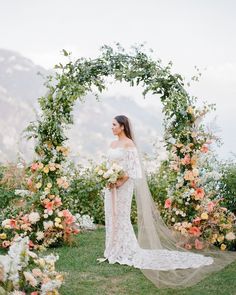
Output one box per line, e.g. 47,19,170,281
45,201,54,211
189,226,201,237
164,198,172,209
31,162,39,172
194,187,205,200
10,219,17,228
195,238,204,250
184,170,195,181
200,144,209,153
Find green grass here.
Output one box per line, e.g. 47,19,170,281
45,227,236,295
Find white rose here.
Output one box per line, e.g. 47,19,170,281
28,212,40,224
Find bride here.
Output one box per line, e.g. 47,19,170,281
102,115,236,289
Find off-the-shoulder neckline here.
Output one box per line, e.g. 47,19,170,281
109,146,137,151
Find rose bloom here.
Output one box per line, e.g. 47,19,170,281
164,198,172,209
31,162,39,172
225,232,236,241
207,201,215,212
188,226,201,237
200,144,209,153
184,170,195,181
195,238,204,250
194,187,205,200
10,219,18,228
2,240,11,248
181,154,191,165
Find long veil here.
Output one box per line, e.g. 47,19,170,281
127,117,236,288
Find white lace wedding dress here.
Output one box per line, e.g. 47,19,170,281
103,146,214,271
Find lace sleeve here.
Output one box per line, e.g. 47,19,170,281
125,148,142,179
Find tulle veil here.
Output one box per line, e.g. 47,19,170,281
127,117,236,289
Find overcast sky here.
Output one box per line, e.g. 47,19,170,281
0,0,235,159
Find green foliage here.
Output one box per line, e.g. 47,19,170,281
64,162,105,224
219,158,236,214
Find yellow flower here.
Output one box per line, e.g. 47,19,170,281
217,235,225,243
44,187,51,193
56,274,64,282
220,244,226,251
38,162,44,169
36,182,42,189
47,183,53,189
195,205,200,211
55,217,61,223
187,106,194,114
201,212,209,220
43,166,49,174
0,233,7,239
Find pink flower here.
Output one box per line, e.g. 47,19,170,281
31,292,39,295
2,240,11,248
188,226,201,237
207,201,215,212
31,162,39,172
164,198,172,209
193,217,201,224
181,154,191,165
195,238,204,250
200,144,209,153
54,196,62,207
184,243,192,250
194,188,205,200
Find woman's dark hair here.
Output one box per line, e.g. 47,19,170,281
114,115,133,140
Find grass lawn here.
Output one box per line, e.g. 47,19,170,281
46,227,236,295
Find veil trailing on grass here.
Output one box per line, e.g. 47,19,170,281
127,117,236,289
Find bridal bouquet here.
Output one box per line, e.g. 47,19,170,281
94,161,126,187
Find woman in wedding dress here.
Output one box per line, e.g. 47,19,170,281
103,115,236,289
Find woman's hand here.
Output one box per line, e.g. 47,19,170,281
115,174,129,188
107,183,116,190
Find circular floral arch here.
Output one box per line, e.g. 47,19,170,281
27,44,193,159
18,44,234,251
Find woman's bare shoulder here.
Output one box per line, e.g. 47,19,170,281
109,140,119,148
124,139,136,148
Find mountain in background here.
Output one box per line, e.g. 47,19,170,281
0,49,165,164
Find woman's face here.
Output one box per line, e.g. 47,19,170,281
112,118,123,136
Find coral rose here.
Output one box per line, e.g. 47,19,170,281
164,198,172,209
194,187,205,200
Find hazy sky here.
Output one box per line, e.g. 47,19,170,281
0,0,235,158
